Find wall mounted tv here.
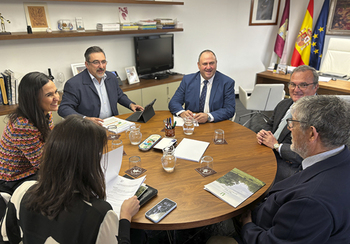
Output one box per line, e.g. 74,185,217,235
134,34,174,79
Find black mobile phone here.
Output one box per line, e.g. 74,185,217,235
111,71,123,86
145,198,177,223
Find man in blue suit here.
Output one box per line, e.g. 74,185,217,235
58,46,143,125
240,95,350,243
168,50,235,123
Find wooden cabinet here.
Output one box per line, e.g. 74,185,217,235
117,78,181,115
117,89,142,115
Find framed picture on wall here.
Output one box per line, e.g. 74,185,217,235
71,63,86,76
249,0,281,26
23,3,51,32
326,0,350,35
125,66,140,85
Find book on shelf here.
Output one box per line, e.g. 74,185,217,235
155,18,177,25
157,24,176,29
97,23,120,31
121,25,139,30
137,20,157,25
0,75,8,105
204,168,266,208
4,69,17,105
1,72,11,105
138,25,157,30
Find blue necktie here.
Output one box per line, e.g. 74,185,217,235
199,80,208,112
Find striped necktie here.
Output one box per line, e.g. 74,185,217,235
199,80,208,112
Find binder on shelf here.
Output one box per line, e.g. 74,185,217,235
126,99,156,123
0,75,8,105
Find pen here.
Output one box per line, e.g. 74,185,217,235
173,121,176,128
169,118,172,127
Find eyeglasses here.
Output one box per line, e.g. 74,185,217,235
286,118,307,129
288,82,315,90
88,60,108,66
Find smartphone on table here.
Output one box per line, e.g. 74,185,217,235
145,198,177,223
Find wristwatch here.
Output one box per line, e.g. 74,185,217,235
273,143,280,151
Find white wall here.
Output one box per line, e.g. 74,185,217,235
0,0,349,94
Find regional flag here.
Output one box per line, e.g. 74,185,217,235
274,0,290,59
291,0,314,67
309,0,329,70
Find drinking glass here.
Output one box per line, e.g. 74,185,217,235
183,117,195,135
111,139,123,150
200,156,214,175
107,125,118,140
129,156,141,175
214,129,225,143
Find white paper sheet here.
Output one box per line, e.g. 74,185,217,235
106,175,146,217
101,146,123,192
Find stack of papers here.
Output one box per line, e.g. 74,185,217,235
174,138,210,162
102,116,135,133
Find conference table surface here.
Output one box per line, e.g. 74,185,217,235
113,111,276,230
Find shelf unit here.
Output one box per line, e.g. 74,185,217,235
0,28,183,41
38,0,183,5
0,0,184,41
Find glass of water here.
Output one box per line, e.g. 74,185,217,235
183,117,195,135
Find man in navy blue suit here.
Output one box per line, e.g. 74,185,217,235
58,46,143,125
168,50,235,123
240,95,350,243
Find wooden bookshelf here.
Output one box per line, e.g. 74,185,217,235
38,0,183,5
0,28,184,41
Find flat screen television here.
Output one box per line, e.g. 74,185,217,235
134,34,174,79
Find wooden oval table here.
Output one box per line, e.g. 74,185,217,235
113,111,276,230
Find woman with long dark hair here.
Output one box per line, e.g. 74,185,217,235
2,115,140,243
0,72,59,192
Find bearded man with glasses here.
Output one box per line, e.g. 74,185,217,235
256,65,319,183
59,46,143,125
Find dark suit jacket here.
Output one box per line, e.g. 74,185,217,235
242,146,350,244
168,71,235,122
58,69,133,118
264,98,303,182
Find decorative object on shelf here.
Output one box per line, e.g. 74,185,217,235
27,25,33,34
0,13,11,34
46,27,52,33
327,0,350,36
71,63,86,76
58,19,73,31
125,66,140,85
75,17,85,32
47,68,54,81
56,72,65,91
249,0,281,26
119,7,130,23
24,2,51,32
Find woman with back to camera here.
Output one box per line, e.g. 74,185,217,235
2,115,140,243
0,72,59,192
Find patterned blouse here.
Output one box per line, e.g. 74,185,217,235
0,113,53,181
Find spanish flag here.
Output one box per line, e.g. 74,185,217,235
291,0,314,67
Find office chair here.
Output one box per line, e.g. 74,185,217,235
239,84,285,126
320,38,350,77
